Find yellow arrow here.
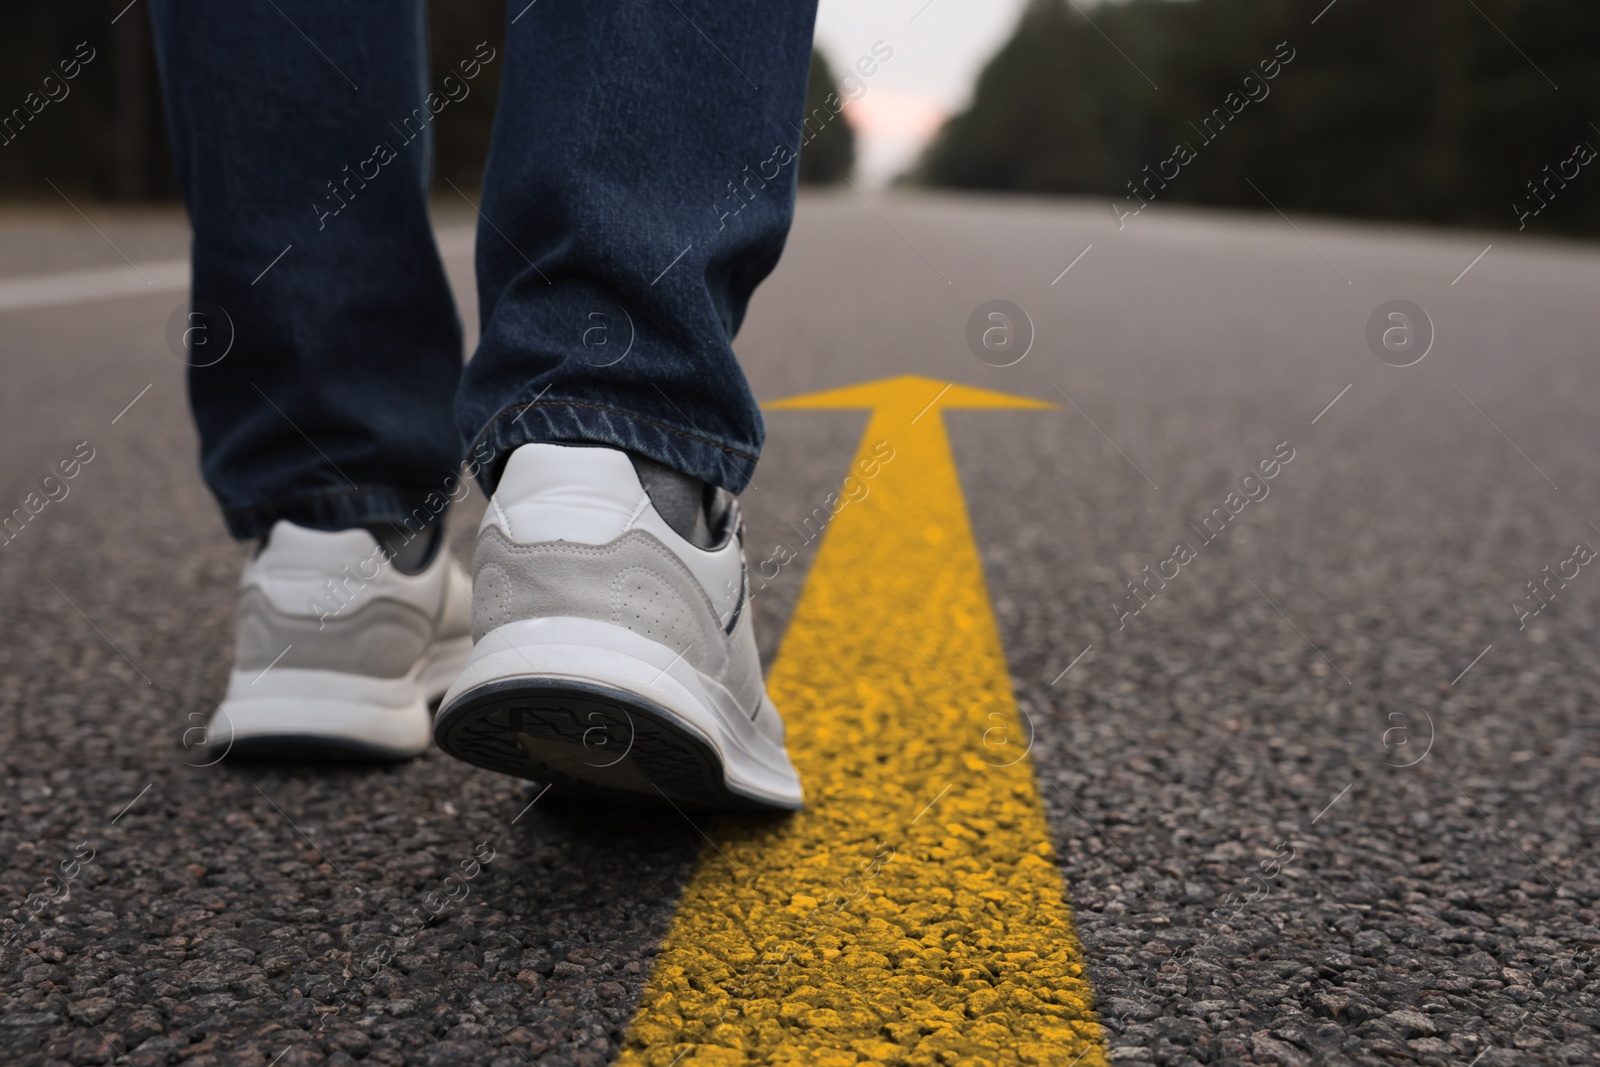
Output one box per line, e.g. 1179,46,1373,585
619,375,1106,1067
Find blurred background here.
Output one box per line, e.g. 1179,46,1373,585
5,0,1598,236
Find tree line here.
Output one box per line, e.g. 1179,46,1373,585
0,4,851,202
912,0,1600,237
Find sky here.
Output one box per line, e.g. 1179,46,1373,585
813,0,1033,186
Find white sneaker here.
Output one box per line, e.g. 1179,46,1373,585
209,520,473,759
433,443,803,810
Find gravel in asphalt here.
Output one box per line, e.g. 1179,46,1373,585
2,194,1598,1064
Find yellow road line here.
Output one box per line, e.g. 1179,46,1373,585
620,375,1106,1067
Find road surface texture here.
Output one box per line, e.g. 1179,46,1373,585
2,192,1598,1066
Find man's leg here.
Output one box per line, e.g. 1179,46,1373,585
151,0,463,538
151,1,473,760
434,0,818,809
456,0,819,492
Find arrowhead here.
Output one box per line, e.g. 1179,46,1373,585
765,374,1055,414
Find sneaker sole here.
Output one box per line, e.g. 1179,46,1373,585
433,617,804,811
434,678,783,810
209,636,473,761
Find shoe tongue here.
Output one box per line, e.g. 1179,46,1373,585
628,454,713,548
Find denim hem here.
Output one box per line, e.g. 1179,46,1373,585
220,484,452,541
470,399,761,495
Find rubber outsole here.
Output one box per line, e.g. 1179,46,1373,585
433,677,789,811
216,690,450,763
206,638,471,764
221,735,417,762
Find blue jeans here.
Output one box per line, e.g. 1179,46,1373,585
150,0,816,539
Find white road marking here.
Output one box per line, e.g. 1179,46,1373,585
0,227,475,314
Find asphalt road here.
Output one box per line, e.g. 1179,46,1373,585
2,191,1600,1066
